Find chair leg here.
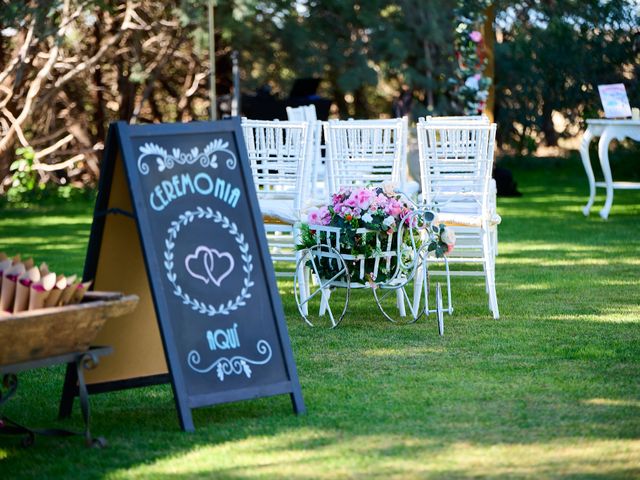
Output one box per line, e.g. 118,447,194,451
319,289,330,316
296,251,309,316
412,262,425,316
396,289,406,317
482,228,499,319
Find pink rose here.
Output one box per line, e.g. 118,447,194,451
469,30,482,43
307,208,322,226
351,188,375,210
384,199,403,217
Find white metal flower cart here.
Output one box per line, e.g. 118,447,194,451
294,207,452,332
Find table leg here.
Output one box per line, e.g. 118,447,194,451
76,351,106,447
597,128,615,220
579,128,596,216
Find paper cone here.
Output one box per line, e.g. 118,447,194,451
1,263,26,312
23,258,34,270
12,254,21,264
28,272,57,310
70,280,93,305
39,262,50,276
0,259,12,297
14,267,41,313
0,259,11,275
0,252,7,261
58,275,79,306
44,275,68,308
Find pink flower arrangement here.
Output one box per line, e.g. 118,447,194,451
307,185,413,232
299,185,455,283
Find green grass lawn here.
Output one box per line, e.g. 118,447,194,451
1,153,639,479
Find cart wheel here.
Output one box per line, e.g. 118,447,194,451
436,283,444,336
372,268,425,325
294,245,350,328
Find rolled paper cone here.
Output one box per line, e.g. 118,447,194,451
12,254,21,264
39,262,50,276
28,272,57,311
0,252,7,261
23,258,34,270
1,263,26,312
44,276,67,308
70,280,93,305
58,277,79,306
14,267,40,313
0,259,11,274
0,259,12,297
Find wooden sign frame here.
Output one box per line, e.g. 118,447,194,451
61,119,304,431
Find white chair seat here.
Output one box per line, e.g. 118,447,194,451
259,199,298,223
435,212,502,227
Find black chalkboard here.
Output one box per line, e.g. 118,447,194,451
74,119,305,431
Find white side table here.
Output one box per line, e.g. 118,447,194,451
580,119,640,219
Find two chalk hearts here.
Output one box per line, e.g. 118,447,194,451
185,246,235,287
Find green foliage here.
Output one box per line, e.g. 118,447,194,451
494,0,640,149
6,147,43,204
3,146,94,207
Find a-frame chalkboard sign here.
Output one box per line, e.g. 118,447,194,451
62,119,304,431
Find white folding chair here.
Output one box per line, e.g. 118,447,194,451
322,118,411,317
286,105,326,201
420,115,499,256
240,119,309,277
416,122,500,319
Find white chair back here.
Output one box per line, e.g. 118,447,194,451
324,118,405,193
422,115,490,124
286,104,318,122
241,119,309,214
286,105,324,200
417,122,496,217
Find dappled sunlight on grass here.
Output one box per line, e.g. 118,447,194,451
105,430,640,479
583,398,640,408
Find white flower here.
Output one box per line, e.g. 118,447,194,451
362,212,373,223
383,216,395,227
1,27,18,37
441,228,456,246
464,75,480,91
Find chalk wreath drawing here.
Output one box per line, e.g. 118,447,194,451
165,207,254,317
185,246,235,287
137,139,237,175
187,340,273,381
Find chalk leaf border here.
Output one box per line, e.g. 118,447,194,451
165,207,254,317
138,138,237,175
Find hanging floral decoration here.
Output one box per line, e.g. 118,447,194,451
449,0,493,115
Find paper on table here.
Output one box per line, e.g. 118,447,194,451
43,275,68,308
598,83,632,119
28,272,57,310
14,267,41,313
1,263,26,312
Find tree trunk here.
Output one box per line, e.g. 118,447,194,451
92,13,106,142
541,100,558,146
